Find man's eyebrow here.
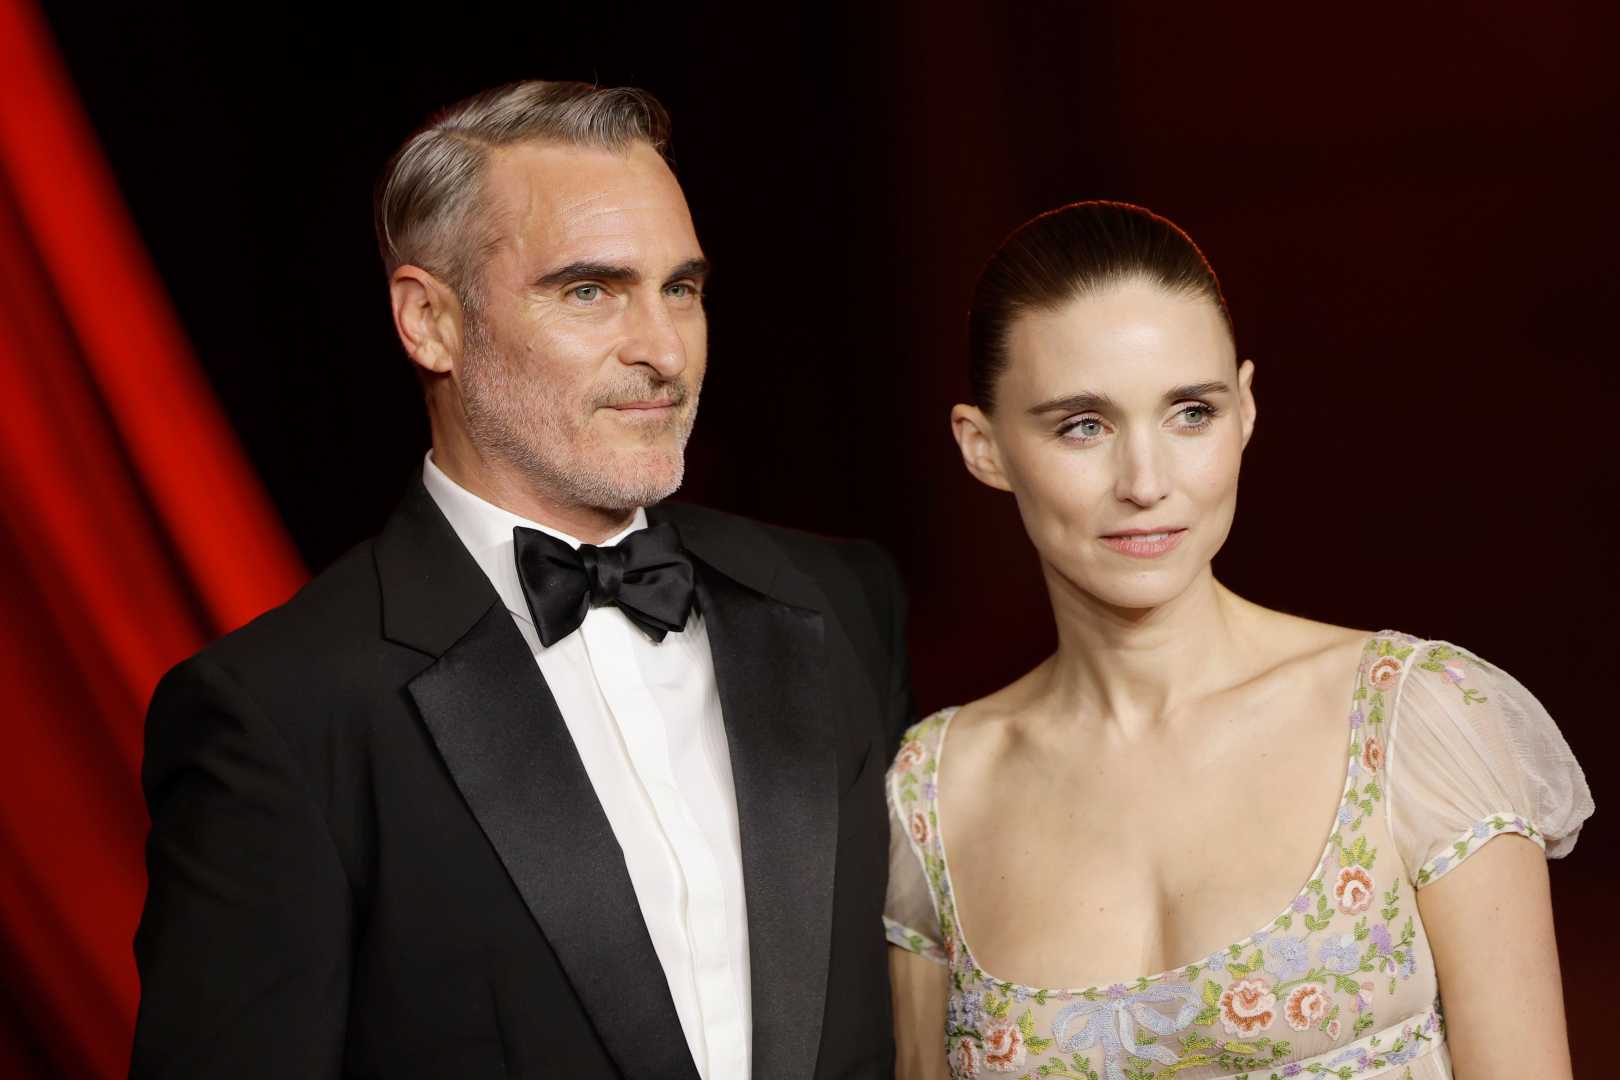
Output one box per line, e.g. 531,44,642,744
533,262,640,289
1027,391,1117,416
664,257,710,286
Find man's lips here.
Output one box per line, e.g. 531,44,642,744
604,399,679,411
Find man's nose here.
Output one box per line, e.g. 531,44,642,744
618,290,687,378
1114,429,1171,507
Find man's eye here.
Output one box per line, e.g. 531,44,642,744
666,282,697,299
570,284,601,302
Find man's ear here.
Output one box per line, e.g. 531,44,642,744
1237,357,1258,449
390,265,465,376
951,404,1013,492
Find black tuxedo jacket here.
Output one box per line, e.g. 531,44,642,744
131,483,912,1079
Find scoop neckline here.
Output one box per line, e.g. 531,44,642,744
929,632,1387,997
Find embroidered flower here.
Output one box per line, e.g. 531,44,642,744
1318,933,1362,974
948,1035,983,1077
1349,708,1365,729
909,810,931,847
1291,894,1312,914
895,740,926,772
1265,935,1311,982
1284,983,1331,1031
1368,656,1402,690
1219,977,1276,1036
1334,866,1375,914
1440,658,1468,686
1368,924,1393,956
981,1018,1026,1071
947,989,983,1032
1361,735,1384,772
1326,1018,1342,1040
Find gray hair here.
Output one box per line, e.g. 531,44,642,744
373,80,672,309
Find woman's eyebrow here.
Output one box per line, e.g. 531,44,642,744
1164,381,1230,401
1027,391,1116,416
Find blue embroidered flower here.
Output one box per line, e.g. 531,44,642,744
1338,805,1354,825
1431,855,1450,876
1203,951,1228,973
1472,821,1491,839
948,989,983,1032
1265,935,1311,982
1368,924,1393,956
1291,894,1312,914
1318,933,1361,974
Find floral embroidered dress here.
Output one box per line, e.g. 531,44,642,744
884,635,1593,1080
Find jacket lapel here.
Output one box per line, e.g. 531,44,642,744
378,483,698,1080
658,506,840,1080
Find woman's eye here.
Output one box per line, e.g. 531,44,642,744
1176,404,1215,427
1061,416,1107,441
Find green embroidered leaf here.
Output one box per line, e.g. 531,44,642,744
1194,1005,1221,1027
1203,980,1223,1007
1335,975,1361,994
1026,1034,1053,1053
1274,914,1292,930
1018,1009,1036,1038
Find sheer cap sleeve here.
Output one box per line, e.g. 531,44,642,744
883,716,947,964
1388,640,1593,887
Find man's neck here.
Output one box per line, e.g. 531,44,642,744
429,442,636,545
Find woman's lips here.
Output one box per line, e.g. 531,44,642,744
1099,528,1187,558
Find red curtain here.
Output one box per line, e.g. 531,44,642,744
0,0,307,1073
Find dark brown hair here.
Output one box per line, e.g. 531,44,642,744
967,201,1233,411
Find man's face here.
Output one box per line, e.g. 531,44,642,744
457,140,708,512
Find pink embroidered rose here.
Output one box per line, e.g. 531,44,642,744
896,740,926,772
1285,982,1331,1031
1219,977,1276,1036
948,1035,983,1077
910,810,931,846
1361,735,1384,772
981,1018,1026,1072
1326,1018,1342,1040
1368,656,1402,690
1334,866,1375,914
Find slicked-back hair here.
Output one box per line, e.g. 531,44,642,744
373,80,672,312
967,201,1233,412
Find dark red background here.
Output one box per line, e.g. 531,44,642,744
5,1,1615,1073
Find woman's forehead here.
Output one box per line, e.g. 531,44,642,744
1004,283,1235,400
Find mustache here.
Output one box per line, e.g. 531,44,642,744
591,377,691,410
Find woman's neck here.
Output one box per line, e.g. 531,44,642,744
1035,562,1257,735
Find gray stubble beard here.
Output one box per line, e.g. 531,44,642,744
460,328,702,513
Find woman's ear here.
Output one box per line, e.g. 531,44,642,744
1237,358,1258,449
951,404,1014,492
390,265,466,376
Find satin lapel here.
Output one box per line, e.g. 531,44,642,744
697,565,837,1080
406,587,699,1080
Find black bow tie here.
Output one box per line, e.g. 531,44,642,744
513,521,696,647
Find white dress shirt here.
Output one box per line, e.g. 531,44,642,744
422,454,751,1080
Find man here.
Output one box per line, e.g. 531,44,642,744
132,81,911,1079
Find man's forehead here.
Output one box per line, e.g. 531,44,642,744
484,140,696,263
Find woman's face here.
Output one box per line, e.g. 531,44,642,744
953,278,1255,612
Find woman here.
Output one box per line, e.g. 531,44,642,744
885,202,1592,1079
